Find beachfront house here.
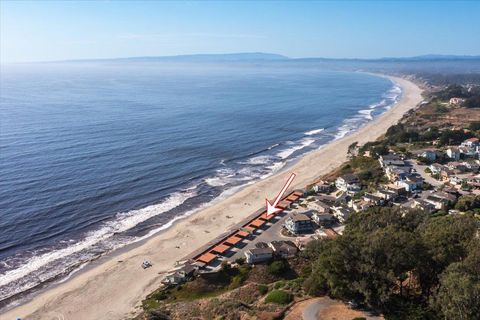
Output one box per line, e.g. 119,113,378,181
335,174,361,193
268,240,298,258
284,213,313,234
162,264,198,286
244,247,273,264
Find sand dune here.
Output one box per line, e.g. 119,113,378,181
1,75,423,320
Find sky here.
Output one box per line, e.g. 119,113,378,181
1,1,479,63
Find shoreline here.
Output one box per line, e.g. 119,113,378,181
1,75,423,320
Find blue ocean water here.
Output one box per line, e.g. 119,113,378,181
0,63,400,305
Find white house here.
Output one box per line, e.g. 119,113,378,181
379,154,405,168
332,206,353,223
244,247,273,264
312,212,336,227
461,137,480,149
446,147,461,161
335,174,361,193
268,241,298,258
284,213,313,234
429,163,444,175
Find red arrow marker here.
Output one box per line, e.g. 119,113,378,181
266,172,296,217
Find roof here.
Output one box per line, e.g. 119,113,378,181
196,252,217,264
225,235,243,245
246,247,273,255
235,230,249,238
211,243,231,254
465,137,479,142
269,240,297,251
290,213,311,222
293,191,303,197
313,213,335,220
286,194,300,202
338,174,359,183
277,200,291,209
250,218,266,228
381,154,402,161
243,225,256,232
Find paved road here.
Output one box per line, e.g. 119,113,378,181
408,160,443,187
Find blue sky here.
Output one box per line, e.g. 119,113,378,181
1,1,479,63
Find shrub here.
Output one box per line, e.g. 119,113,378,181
265,290,293,304
257,284,269,295
267,260,286,275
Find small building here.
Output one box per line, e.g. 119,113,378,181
446,147,461,161
449,175,465,186
379,154,405,168
422,150,437,162
335,174,361,193
429,163,445,175
461,137,480,149
385,165,409,182
268,240,298,258
163,264,198,285
313,181,333,193
308,201,330,214
386,184,407,196
363,193,385,206
425,195,449,210
350,199,373,212
397,180,418,193
332,206,353,223
244,247,273,264
449,97,465,105
412,199,436,213
312,212,336,227
284,213,313,234
375,189,397,201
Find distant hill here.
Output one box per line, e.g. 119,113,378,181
49,53,480,64
63,52,289,63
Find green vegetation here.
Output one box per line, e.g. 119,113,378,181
337,156,388,188
303,207,479,319
265,289,293,304
257,284,269,295
455,195,480,214
142,264,251,310
267,260,287,275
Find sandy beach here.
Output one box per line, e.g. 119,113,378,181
1,75,423,320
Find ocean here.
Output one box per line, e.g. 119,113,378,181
0,62,400,307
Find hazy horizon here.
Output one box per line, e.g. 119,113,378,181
1,1,479,63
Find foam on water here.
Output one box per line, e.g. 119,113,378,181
0,190,195,301
304,128,325,136
276,138,315,159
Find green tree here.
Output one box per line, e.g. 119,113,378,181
431,243,480,320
